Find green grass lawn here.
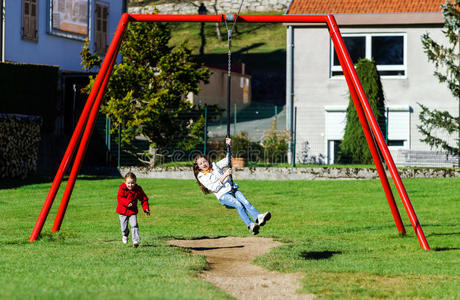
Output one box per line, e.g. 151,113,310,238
169,12,286,55
1,177,459,299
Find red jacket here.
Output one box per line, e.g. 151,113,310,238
116,182,149,216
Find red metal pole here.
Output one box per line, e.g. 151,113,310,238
233,14,328,23
28,17,129,243
326,15,429,250
51,13,129,233
129,14,223,23
329,31,405,234
128,14,329,24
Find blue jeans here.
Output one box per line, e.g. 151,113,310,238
219,191,260,227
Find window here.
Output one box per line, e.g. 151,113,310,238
324,106,410,163
386,106,411,149
325,106,347,164
22,0,38,41
95,2,108,55
49,0,89,40
331,33,406,77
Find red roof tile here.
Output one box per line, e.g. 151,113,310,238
287,0,447,14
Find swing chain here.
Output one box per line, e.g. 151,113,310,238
223,0,245,193
227,29,232,78
224,0,244,78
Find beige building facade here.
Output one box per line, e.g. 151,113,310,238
286,2,458,166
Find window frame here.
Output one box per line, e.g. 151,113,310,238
94,1,109,55
330,32,407,79
22,0,38,42
47,0,91,41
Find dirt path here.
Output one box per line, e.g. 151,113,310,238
169,237,314,300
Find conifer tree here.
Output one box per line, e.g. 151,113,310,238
418,0,459,158
338,58,386,164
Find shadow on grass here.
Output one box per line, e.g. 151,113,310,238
433,247,460,251
423,223,460,227
0,175,54,189
234,42,266,54
427,232,460,237
183,245,245,251
176,236,228,240
300,250,342,260
2,240,29,246
36,232,78,242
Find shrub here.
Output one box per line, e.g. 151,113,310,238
231,131,263,161
262,120,290,163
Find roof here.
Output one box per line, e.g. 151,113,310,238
287,0,446,15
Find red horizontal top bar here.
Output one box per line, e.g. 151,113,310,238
128,14,330,24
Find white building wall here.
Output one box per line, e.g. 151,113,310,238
292,25,458,164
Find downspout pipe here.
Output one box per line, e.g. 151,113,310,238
286,25,294,166
0,0,4,62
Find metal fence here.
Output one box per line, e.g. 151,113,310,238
93,103,459,168
94,102,289,167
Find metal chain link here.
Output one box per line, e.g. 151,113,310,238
227,30,232,77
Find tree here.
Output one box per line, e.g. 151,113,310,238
338,58,386,164
418,0,459,158
81,19,210,159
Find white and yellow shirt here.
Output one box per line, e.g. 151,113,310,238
197,153,238,199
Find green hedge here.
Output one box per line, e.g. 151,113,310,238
0,62,58,132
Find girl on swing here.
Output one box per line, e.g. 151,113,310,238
193,138,271,235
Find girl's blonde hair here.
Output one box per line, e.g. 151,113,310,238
193,155,211,194
124,172,136,181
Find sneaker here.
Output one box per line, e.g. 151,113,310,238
248,223,259,235
256,212,271,226
122,236,128,244
133,242,139,248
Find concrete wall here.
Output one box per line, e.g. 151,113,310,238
4,0,124,72
291,25,458,164
118,166,460,180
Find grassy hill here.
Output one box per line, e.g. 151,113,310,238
127,3,287,71
127,4,288,104
168,12,288,105
168,13,286,72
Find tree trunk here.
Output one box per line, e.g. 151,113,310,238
148,146,157,167
211,1,223,41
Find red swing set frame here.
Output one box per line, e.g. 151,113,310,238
29,13,430,250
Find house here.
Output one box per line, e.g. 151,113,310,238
0,0,127,134
1,0,126,70
285,0,458,166
187,65,252,110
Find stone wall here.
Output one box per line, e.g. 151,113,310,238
129,0,291,15
118,166,460,180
